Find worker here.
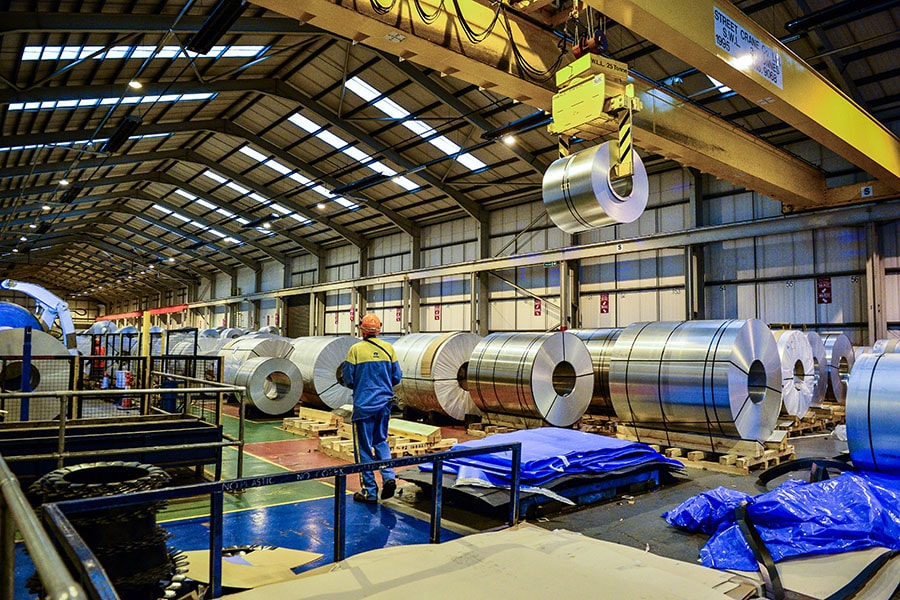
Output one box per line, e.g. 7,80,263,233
342,313,402,503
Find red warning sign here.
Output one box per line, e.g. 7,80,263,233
534,298,542,316
599,292,610,314
816,277,832,304
434,305,441,321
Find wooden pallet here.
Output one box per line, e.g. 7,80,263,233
617,425,795,476
776,415,828,436
281,407,342,437
807,403,846,426
578,414,619,436
317,418,454,462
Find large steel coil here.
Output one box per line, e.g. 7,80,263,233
772,330,814,418
394,332,482,421
0,328,70,421
218,335,295,386
871,338,900,354
854,346,872,359
822,333,855,404
542,141,648,233
467,332,593,427
569,328,623,416
806,332,828,405
847,353,900,474
233,356,302,415
288,336,358,410
609,319,782,441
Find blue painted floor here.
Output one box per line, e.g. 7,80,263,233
13,494,459,599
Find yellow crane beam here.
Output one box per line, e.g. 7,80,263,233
253,0,829,207
588,0,900,193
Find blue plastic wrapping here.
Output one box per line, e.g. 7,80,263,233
662,486,751,534
420,427,682,488
664,472,900,571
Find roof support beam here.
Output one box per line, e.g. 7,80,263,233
586,0,900,190
250,0,829,208
0,14,307,35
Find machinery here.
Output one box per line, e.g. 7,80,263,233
0,279,78,355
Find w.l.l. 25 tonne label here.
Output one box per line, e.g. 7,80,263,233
714,7,783,90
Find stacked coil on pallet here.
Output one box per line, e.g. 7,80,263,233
568,328,623,416
393,332,482,421
609,319,782,442
467,331,593,428
822,333,855,403
806,332,829,405
772,330,815,418
219,336,301,415
288,336,358,410
847,353,900,475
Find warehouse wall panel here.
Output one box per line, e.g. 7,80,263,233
260,262,284,292
756,232,814,279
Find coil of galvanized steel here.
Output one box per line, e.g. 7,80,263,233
822,333,855,404
220,327,245,339
568,328,623,416
218,335,295,386
854,346,872,359
871,338,900,355
806,332,828,405
609,319,782,442
542,141,648,233
847,353,900,474
0,328,70,421
288,336,358,410
233,356,302,415
170,337,229,357
394,332,482,421
467,332,593,427
772,330,814,418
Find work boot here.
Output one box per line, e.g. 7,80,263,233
353,491,377,503
381,479,397,500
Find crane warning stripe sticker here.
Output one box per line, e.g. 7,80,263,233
714,7,783,90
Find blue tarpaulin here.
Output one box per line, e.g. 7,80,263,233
663,472,900,571
421,427,682,488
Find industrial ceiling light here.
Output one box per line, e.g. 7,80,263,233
59,178,70,186
28,223,37,229
501,134,516,145
19,236,26,242
41,204,51,210
186,0,249,55
128,80,143,89
99,115,142,154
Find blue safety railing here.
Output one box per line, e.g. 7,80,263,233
41,441,522,599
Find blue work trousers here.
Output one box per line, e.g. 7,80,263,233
352,406,395,499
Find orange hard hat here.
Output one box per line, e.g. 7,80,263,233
360,313,382,335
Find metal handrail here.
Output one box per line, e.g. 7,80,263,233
0,454,86,600
43,441,523,599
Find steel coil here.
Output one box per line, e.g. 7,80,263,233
394,332,482,421
288,336,358,410
822,333,855,404
871,338,900,354
542,141,648,233
569,328,623,416
855,346,872,359
806,332,828,405
467,332,593,427
233,356,302,415
0,328,70,421
772,330,814,418
609,319,782,441
218,335,296,386
847,353,900,474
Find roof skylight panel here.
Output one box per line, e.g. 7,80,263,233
287,113,416,193
344,76,487,172
21,45,266,61
7,93,215,112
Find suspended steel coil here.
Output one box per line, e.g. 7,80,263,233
568,328,623,416
467,332,593,427
847,353,900,474
772,330,814,418
542,141,648,233
822,333,855,404
806,332,828,405
233,356,302,415
394,332,482,421
609,319,782,442
288,336,358,410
